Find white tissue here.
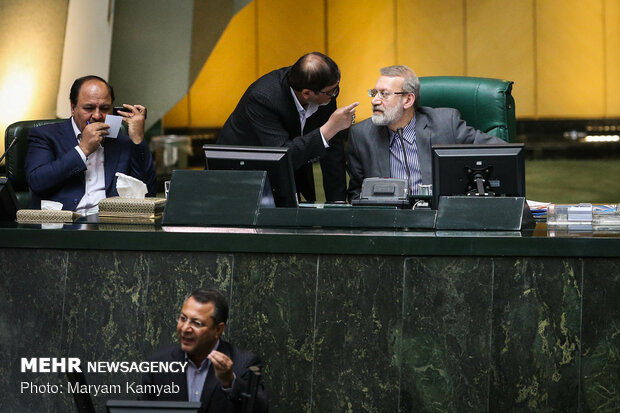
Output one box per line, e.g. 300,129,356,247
41,200,63,210
115,172,148,199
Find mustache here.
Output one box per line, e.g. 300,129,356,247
372,105,383,112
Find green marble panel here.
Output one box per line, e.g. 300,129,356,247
58,250,231,412
143,251,233,353
490,258,582,411
312,255,403,413
3,246,620,413
61,250,152,411
227,253,318,412
0,249,69,412
400,257,494,413
580,258,620,412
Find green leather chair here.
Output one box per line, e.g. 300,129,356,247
4,119,65,209
418,76,516,142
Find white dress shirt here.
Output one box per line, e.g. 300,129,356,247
71,118,106,215
389,116,423,194
290,87,329,148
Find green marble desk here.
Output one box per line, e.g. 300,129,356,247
1,221,619,412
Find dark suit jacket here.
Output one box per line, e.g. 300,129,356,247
217,66,346,202
346,106,506,200
25,119,157,210
140,341,268,413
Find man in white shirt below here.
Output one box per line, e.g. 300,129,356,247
25,75,156,213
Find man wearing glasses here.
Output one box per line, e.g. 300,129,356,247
217,52,359,203
141,288,268,412
347,65,505,201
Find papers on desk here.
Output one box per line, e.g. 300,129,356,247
527,200,549,219
544,202,620,227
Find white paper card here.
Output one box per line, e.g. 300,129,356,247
105,114,123,138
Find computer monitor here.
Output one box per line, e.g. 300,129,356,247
106,400,202,412
203,144,299,208
431,143,525,209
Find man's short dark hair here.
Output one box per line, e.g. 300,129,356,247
288,52,340,93
70,75,115,106
189,288,229,324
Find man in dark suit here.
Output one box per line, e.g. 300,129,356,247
217,52,358,202
25,75,156,213
347,65,505,200
141,288,268,413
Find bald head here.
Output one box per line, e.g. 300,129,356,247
288,52,340,93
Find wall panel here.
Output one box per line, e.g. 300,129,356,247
466,0,535,118
163,0,620,128
0,0,67,152
605,0,620,116
188,2,257,127
256,0,326,76
110,0,193,131
162,95,190,128
397,0,465,78
327,0,396,121
537,0,605,118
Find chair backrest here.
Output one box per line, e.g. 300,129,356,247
418,76,516,142
4,119,65,208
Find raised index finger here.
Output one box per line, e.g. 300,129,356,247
344,102,360,111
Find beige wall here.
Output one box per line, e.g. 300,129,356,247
166,0,620,129
0,0,67,153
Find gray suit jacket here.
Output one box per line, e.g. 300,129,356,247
346,106,506,200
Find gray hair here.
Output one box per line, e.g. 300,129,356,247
380,65,420,108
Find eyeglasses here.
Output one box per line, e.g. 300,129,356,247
318,84,340,98
368,89,409,100
178,314,209,329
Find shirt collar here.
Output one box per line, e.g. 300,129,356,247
71,117,81,140
290,87,319,119
389,115,416,146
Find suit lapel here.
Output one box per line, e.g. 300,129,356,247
199,366,220,408
60,119,79,152
414,111,433,184
61,120,86,188
200,340,233,408
280,70,303,137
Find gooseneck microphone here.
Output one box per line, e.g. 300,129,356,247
396,128,412,196
0,135,19,166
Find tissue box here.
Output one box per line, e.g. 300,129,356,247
98,197,166,224
16,209,80,223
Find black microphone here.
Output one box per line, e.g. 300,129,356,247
396,128,412,196
0,135,19,166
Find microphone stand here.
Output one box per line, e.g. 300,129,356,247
396,128,412,197
241,365,261,413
